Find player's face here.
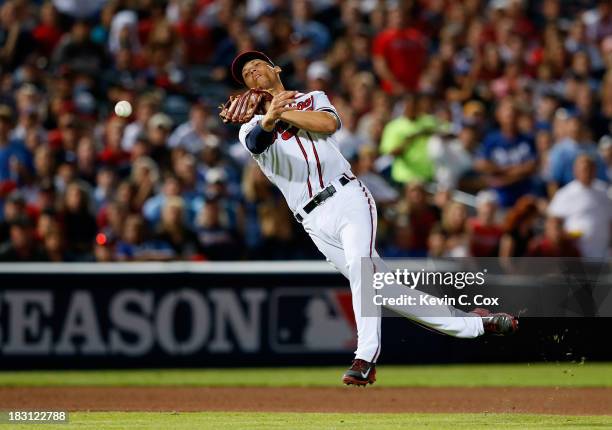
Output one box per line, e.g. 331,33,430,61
242,59,278,89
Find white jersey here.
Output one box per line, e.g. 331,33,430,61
239,90,485,365
239,91,351,212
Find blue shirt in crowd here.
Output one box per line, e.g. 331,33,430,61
0,139,31,182
477,131,537,207
548,138,608,187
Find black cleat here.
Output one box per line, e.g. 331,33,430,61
471,308,519,336
342,359,376,386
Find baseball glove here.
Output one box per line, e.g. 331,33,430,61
219,89,273,124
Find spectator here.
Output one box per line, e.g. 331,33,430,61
36,208,57,241
0,1,35,71
199,138,240,195
62,181,96,257
32,2,63,59
333,106,367,160
468,190,504,257
93,166,116,210
461,100,487,133
42,225,72,262
533,92,560,131
306,60,332,93
427,225,447,258
131,156,160,211
142,175,181,228
599,135,612,179
203,167,241,230
174,0,213,64
354,145,398,206
356,90,392,143
0,105,30,183
428,123,478,190
584,0,612,44
387,182,439,257
441,202,469,257
108,10,141,55
0,190,28,242
535,129,554,184
379,94,436,184
96,200,128,243
475,98,537,208
175,152,205,222
115,213,174,261
291,0,331,60
146,112,173,172
372,5,427,94
154,195,199,258
499,195,540,258
50,111,81,162
12,84,46,142
168,103,220,155
548,154,612,259
383,216,415,258
75,135,98,186
0,217,45,261
52,19,107,77
114,180,137,213
527,216,581,257
33,145,55,186
548,111,608,193
99,117,130,169
241,163,294,259
121,94,160,152
195,197,240,261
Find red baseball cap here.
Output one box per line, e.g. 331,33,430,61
231,51,275,85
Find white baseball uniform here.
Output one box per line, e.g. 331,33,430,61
239,90,483,363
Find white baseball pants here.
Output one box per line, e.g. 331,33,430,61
299,176,484,363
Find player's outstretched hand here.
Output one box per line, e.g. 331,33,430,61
262,91,297,131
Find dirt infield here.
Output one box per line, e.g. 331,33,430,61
1,387,612,415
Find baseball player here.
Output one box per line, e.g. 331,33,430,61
229,51,518,386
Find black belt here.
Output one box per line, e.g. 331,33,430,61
295,174,355,222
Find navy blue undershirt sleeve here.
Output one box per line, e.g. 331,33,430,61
245,122,275,154
317,108,342,131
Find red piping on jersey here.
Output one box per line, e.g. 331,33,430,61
295,135,313,198
306,132,324,189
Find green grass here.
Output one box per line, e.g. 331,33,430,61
9,412,612,430
1,363,611,387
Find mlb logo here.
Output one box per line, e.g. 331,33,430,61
269,288,356,353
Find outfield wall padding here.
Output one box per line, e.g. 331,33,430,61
0,262,610,369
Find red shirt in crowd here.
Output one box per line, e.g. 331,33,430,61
98,147,130,167
175,21,213,64
468,218,504,257
32,24,63,57
409,207,438,252
527,237,580,258
372,27,427,93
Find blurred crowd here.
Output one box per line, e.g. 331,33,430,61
0,0,611,262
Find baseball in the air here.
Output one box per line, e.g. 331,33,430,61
114,100,132,117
